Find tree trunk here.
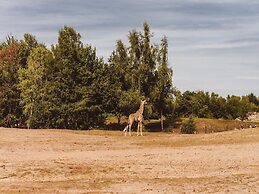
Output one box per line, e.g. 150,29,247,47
118,116,121,125
161,110,164,131
138,77,141,94
28,108,33,129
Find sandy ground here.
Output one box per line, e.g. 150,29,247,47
0,127,259,193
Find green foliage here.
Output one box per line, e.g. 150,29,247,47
0,41,24,127
19,33,39,68
174,90,258,120
247,93,259,111
247,93,259,106
109,23,174,127
49,26,105,129
180,117,196,134
1,23,258,130
18,46,54,128
152,36,174,130
49,26,86,128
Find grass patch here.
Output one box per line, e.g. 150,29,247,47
193,118,258,133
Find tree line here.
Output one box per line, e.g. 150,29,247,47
0,23,258,129
0,23,173,129
173,90,258,120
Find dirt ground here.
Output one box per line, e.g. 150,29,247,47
0,127,258,193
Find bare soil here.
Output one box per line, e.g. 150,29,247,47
0,127,258,193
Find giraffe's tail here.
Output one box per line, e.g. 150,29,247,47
123,125,128,132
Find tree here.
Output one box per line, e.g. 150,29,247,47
126,22,158,97
140,22,157,97
107,39,143,123
18,47,54,128
50,26,84,128
128,29,141,92
225,95,242,119
191,91,211,118
175,90,195,117
152,36,173,131
247,93,259,109
0,41,23,127
209,92,227,119
49,26,106,129
109,40,130,91
19,33,39,68
109,23,174,128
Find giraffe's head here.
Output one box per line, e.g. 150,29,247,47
141,99,147,105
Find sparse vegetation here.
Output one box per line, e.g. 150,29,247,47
180,117,196,134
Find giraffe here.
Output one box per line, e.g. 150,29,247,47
123,99,146,136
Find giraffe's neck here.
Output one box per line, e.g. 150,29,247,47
137,102,144,115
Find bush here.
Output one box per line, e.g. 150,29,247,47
181,117,196,134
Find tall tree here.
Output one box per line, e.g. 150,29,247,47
19,33,39,68
50,26,83,128
109,40,130,90
128,29,141,92
127,23,157,96
108,23,175,128
140,22,157,97
0,40,23,127
108,40,141,123
49,26,106,129
18,47,54,128
152,36,173,130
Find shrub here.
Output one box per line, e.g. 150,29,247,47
181,117,196,134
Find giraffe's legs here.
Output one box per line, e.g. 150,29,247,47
123,125,128,136
137,122,140,136
124,127,127,136
140,122,143,136
129,123,132,136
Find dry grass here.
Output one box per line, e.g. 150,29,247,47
0,127,259,193
194,118,258,133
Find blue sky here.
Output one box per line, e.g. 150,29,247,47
1,0,258,96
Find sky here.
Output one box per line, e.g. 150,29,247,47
0,0,258,96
